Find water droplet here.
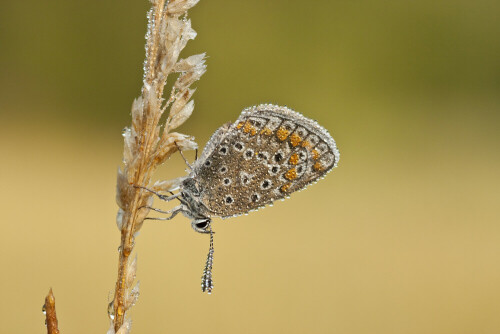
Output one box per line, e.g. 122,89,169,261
107,301,115,320
42,303,46,315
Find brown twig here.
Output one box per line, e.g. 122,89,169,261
111,0,205,332
43,288,60,334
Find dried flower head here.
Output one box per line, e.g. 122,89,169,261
112,0,205,331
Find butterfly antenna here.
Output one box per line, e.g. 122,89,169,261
174,141,193,170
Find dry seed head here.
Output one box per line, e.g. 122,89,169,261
169,87,196,117
162,19,197,73
125,281,140,309
114,0,203,328
133,196,153,234
174,53,206,72
116,319,132,334
126,255,138,288
154,132,197,166
152,177,184,192
131,97,144,133
167,0,200,15
174,60,206,91
107,321,116,334
122,128,134,167
116,168,134,211
169,99,195,130
161,131,197,151
116,209,125,231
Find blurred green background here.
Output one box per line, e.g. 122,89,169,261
1,0,499,333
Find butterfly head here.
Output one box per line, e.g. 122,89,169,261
179,178,212,234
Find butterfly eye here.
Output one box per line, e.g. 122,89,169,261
196,220,208,228
191,218,211,233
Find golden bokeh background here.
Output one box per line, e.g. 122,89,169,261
1,1,499,333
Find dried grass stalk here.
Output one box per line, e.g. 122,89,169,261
43,288,60,334
111,0,205,332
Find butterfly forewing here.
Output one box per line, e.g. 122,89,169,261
195,104,339,218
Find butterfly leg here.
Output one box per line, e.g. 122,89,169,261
134,185,181,202
143,205,186,221
140,205,181,215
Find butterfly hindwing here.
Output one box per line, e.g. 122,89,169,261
194,104,339,218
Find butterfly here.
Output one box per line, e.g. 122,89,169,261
141,104,339,292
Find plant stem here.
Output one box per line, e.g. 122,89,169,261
44,288,60,334
111,0,204,331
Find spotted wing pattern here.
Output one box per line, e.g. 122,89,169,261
194,104,339,218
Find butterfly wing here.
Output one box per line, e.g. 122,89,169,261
194,104,340,218
193,121,232,169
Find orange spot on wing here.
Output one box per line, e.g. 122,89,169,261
313,161,323,171
260,127,273,136
285,168,298,180
312,149,320,160
288,153,300,165
289,133,302,147
242,121,257,136
301,140,312,149
280,183,291,193
276,127,290,141
236,122,245,129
